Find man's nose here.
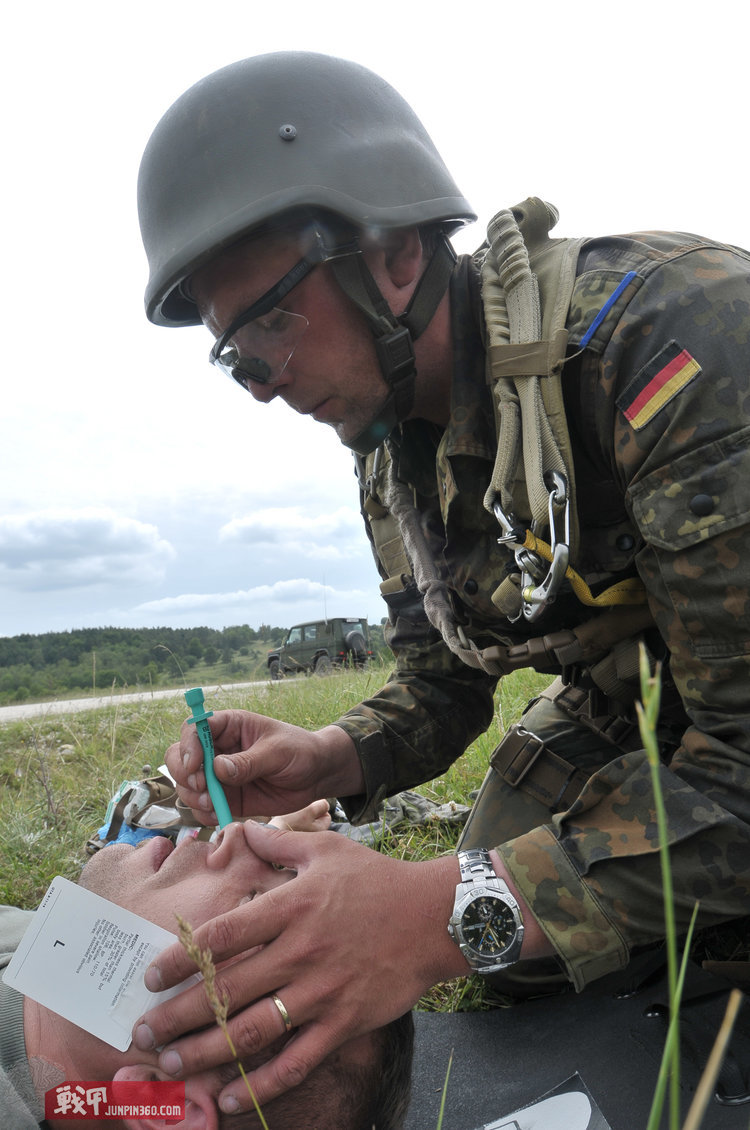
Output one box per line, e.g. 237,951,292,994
247,359,298,403
246,378,278,404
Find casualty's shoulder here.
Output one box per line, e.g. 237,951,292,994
0,905,34,962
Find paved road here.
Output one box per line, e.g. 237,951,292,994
0,681,269,724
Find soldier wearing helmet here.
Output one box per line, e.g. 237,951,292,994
139,51,472,455
134,52,750,1116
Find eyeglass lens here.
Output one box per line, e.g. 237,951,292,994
213,307,309,389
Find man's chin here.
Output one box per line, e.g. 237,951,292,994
334,402,395,451
76,842,131,894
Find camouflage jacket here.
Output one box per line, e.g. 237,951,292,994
335,221,750,986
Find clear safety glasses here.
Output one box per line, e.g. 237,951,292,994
208,230,359,391
211,306,309,389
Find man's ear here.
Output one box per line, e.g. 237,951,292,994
361,227,424,290
114,1064,219,1130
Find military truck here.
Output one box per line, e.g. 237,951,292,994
267,617,372,678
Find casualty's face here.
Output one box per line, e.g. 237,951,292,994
77,822,287,931
76,821,382,1128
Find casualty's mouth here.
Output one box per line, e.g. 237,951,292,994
152,832,212,873
149,836,175,872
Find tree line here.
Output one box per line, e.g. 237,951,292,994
0,624,287,705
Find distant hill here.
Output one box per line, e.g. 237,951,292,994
0,624,287,705
0,621,389,706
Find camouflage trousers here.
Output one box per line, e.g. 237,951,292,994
456,677,647,997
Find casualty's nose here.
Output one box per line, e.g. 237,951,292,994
208,819,248,867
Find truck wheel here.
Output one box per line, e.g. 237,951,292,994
314,654,332,676
269,659,281,680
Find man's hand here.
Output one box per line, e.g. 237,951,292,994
132,822,468,1114
164,710,363,824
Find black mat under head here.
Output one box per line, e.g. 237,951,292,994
404,963,749,1130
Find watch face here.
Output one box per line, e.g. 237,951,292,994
461,895,517,958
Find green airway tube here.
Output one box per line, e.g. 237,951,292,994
184,687,233,828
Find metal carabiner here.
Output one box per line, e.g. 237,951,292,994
520,471,571,622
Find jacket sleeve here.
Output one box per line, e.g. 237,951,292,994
335,582,498,824
497,236,750,989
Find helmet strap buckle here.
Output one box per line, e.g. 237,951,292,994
375,326,416,396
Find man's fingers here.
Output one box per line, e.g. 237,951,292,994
177,722,208,775
155,993,296,1081
136,955,278,1057
213,741,288,789
240,817,313,869
165,734,210,816
143,898,279,996
134,978,218,1053
218,1024,341,1113
169,711,249,788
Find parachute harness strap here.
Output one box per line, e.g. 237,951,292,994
481,201,599,621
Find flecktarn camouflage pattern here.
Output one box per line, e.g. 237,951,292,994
335,222,750,988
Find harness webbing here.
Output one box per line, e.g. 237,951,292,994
363,199,650,680
520,531,647,608
480,199,647,621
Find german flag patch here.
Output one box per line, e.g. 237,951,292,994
616,340,701,430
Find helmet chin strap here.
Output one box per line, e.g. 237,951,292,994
329,233,456,455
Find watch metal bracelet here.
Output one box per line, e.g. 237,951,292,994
457,847,498,886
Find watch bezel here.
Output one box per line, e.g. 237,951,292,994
449,881,524,972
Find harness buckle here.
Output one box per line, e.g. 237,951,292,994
492,500,526,549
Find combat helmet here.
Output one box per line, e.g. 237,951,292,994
137,52,476,453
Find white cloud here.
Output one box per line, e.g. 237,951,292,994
220,506,361,542
219,507,366,561
0,509,174,592
134,577,370,616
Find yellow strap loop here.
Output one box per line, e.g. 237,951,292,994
522,531,647,607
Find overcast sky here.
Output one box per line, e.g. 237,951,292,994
2,0,747,639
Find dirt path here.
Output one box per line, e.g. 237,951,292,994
0,681,268,723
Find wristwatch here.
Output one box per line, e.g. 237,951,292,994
448,849,524,974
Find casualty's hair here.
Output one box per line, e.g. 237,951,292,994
223,1010,415,1129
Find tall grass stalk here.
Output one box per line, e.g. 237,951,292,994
435,1049,453,1130
644,904,699,1130
638,646,701,1130
176,915,270,1130
637,649,678,1129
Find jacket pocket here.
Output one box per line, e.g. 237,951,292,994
628,427,750,657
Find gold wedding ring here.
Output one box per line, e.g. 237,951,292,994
271,993,293,1032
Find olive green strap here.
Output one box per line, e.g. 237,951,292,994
480,200,584,551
